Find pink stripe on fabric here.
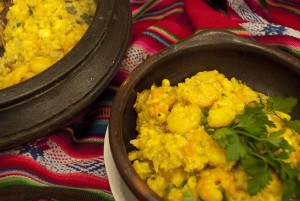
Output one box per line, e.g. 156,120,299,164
135,39,160,55
0,155,110,190
47,133,104,158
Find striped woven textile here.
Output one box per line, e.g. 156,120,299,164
1,0,300,200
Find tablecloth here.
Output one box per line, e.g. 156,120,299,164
0,0,300,200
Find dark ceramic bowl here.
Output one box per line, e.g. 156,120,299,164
109,30,300,201
0,0,131,150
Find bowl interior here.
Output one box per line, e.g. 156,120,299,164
0,0,131,150
123,46,300,152
110,31,300,201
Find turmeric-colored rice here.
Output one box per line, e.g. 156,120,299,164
129,70,300,201
0,0,96,89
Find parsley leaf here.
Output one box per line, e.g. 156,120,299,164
241,155,266,176
213,128,247,161
281,164,300,201
267,96,297,113
247,170,272,196
212,95,300,200
236,104,274,136
282,119,300,133
267,129,285,147
275,151,289,160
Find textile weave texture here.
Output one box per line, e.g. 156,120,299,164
1,0,300,200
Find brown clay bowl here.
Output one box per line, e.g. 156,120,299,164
109,30,300,201
0,0,131,150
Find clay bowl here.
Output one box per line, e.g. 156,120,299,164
109,30,300,201
0,0,131,150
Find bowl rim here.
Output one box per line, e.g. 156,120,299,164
109,30,300,201
0,0,114,107
0,0,132,150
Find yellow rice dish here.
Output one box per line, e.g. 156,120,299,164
129,70,300,201
0,0,96,89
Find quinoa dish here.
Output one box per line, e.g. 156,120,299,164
0,0,96,89
129,70,300,201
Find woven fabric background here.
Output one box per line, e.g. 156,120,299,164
0,0,300,200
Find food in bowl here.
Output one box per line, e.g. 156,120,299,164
0,0,96,89
128,70,300,201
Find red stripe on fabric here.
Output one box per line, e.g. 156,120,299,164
84,105,111,121
156,20,193,39
135,20,192,55
111,70,129,86
131,0,189,42
266,6,300,31
97,114,110,119
289,0,300,4
137,34,167,53
48,131,104,158
0,155,110,190
134,0,165,18
137,0,184,20
255,35,300,49
244,0,272,22
147,0,182,13
184,0,242,30
255,35,300,59
137,8,183,22
226,3,247,24
132,11,186,41
267,0,300,12
146,22,191,44
97,106,111,119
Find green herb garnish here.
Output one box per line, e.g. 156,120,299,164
164,184,176,194
66,3,76,14
178,180,187,189
182,190,197,201
212,96,300,201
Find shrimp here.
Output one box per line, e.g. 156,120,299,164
197,168,236,201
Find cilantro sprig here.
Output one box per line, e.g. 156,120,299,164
211,96,300,201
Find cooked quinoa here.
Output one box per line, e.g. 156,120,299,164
129,70,300,201
0,0,96,89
